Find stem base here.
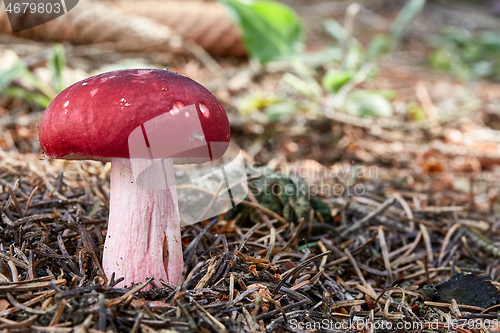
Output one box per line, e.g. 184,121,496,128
102,158,183,288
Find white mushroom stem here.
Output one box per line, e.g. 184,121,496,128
102,158,183,288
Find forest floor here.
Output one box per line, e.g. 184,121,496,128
1,0,500,332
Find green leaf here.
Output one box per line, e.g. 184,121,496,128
300,47,342,68
406,102,426,121
428,26,500,81
371,89,397,99
343,44,363,71
5,87,52,108
365,34,390,62
220,0,304,62
237,91,279,115
0,60,28,90
471,60,494,78
265,102,299,122
429,50,453,71
0,59,56,106
323,19,346,42
283,73,321,98
481,31,500,51
48,44,66,93
344,90,393,118
389,0,425,50
322,69,354,92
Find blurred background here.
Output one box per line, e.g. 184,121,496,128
3,1,500,328
1,0,500,204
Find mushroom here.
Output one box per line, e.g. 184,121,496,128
39,69,230,287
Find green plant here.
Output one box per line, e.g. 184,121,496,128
48,43,67,93
220,0,304,63
0,60,55,108
222,0,425,120
319,0,425,118
429,26,500,81
0,44,67,108
344,90,394,118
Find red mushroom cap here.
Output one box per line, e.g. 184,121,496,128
39,69,230,164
